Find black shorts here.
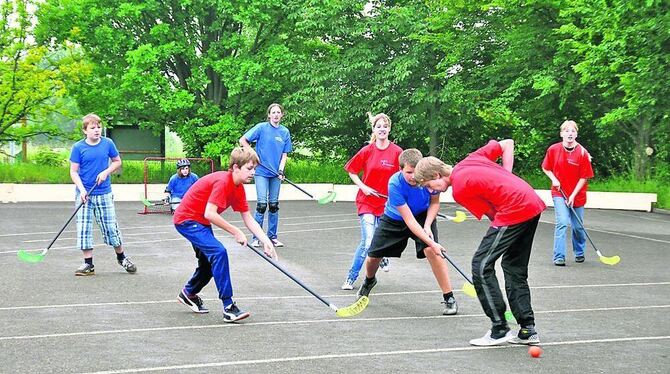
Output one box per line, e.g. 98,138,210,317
367,212,438,260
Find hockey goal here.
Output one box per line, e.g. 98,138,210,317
140,157,215,214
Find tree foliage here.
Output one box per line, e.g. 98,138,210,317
0,0,87,147
28,0,669,181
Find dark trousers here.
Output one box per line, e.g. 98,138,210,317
471,215,541,329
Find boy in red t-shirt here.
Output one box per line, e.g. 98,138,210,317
173,147,276,323
341,112,402,289
415,139,546,347
542,120,594,266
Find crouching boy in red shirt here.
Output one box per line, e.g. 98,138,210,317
414,139,546,346
173,147,276,322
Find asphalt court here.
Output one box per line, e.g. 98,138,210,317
1,200,669,373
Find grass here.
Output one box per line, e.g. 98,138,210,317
1,161,668,209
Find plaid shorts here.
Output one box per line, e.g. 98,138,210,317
75,191,123,250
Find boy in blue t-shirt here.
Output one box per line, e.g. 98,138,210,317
165,159,199,214
356,149,458,315
239,103,292,248
69,113,136,276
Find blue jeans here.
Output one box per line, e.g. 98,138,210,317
552,197,586,261
175,221,234,307
253,175,281,240
346,214,380,282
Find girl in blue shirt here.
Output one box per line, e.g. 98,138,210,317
239,103,293,248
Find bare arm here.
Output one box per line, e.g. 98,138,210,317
239,136,251,148
423,194,440,236
204,203,247,245
349,172,377,196
498,139,514,172
70,162,87,202
95,155,121,184
567,178,588,207
397,204,444,256
241,211,277,259
542,168,560,188
277,153,288,180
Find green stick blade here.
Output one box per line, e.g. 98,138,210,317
452,211,467,223
599,254,621,265
317,191,336,204
336,296,369,317
17,250,46,263
462,283,477,298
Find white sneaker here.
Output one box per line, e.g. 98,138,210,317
271,238,284,247
469,330,514,346
251,239,261,248
341,279,354,290
379,257,390,272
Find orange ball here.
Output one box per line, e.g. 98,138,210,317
529,346,542,358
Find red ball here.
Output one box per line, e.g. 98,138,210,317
529,346,542,358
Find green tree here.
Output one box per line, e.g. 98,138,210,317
35,0,351,159
0,0,86,148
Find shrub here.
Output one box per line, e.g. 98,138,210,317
33,148,65,167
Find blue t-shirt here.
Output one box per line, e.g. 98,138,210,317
69,137,119,195
384,171,431,221
166,173,199,198
243,122,292,178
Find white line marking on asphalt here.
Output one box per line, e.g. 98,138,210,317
539,219,670,244
68,335,665,373
2,282,668,311
0,225,361,254
1,282,668,311
1,305,668,342
0,213,357,238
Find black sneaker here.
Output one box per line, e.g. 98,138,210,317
223,302,250,323
509,326,540,345
575,256,585,263
442,296,458,315
178,290,209,314
357,277,377,298
75,263,95,276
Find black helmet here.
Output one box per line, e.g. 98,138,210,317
176,159,191,169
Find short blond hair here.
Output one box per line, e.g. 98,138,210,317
414,156,452,185
82,113,101,130
399,148,422,168
229,146,259,170
560,120,579,132
367,112,392,143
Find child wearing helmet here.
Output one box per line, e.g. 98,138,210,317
165,159,199,213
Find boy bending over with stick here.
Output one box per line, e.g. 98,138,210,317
174,147,276,322
414,139,545,346
357,149,458,316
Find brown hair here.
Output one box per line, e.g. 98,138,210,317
267,103,284,118
229,146,260,170
82,113,102,130
367,112,392,144
414,157,453,185
399,148,422,168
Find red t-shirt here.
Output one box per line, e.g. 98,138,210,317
173,171,249,226
451,140,546,227
542,143,594,207
344,142,403,216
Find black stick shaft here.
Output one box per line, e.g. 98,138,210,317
559,189,601,254
246,243,331,307
45,184,97,251
258,162,314,199
441,250,474,284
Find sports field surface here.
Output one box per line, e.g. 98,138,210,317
2,201,669,373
